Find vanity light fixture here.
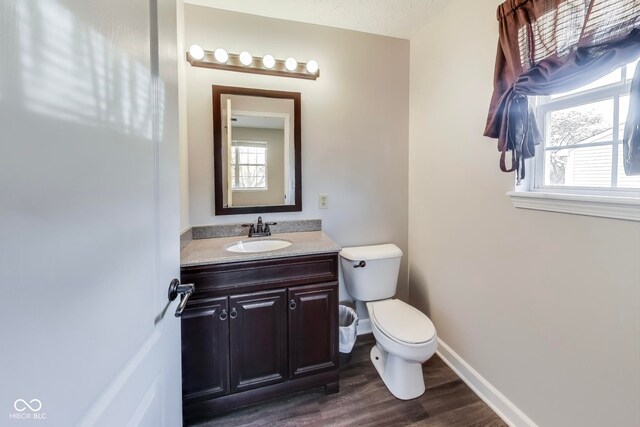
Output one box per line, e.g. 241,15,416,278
239,51,253,66
214,48,229,63
186,47,319,80
262,54,276,69
284,57,298,71
306,59,319,74
188,44,205,61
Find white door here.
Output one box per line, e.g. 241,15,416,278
0,0,183,426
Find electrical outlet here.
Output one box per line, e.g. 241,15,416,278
318,194,329,209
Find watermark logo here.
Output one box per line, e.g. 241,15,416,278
14,400,42,413
9,399,46,421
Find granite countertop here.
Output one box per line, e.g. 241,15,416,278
180,231,341,267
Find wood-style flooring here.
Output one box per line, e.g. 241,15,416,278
195,334,507,427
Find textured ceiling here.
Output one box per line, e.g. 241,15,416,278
183,0,450,39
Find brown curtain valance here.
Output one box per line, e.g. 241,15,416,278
484,0,640,180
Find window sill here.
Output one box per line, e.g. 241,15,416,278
506,191,640,221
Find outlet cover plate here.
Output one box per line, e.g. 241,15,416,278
319,194,328,209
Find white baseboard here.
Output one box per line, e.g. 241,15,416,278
356,318,371,335
436,339,537,427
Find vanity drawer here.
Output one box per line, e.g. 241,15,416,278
181,253,339,297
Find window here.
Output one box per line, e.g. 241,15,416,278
534,59,640,193
230,141,267,190
508,59,640,221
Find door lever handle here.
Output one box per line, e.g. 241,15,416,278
168,279,195,318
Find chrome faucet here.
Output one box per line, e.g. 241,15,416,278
242,216,277,237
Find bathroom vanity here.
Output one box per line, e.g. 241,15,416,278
179,230,341,423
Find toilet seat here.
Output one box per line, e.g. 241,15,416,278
369,299,435,345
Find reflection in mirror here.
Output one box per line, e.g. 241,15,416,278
222,96,294,207
213,86,301,215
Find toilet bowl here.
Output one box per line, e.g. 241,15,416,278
340,244,438,400
367,299,437,400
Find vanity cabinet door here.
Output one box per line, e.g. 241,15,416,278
181,297,229,402
229,289,288,393
288,282,338,379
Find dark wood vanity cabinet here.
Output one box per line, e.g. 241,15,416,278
229,289,288,393
289,283,338,379
180,253,339,424
181,296,229,400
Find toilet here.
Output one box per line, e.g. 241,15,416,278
340,244,437,400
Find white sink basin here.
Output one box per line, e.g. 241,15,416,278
225,239,292,253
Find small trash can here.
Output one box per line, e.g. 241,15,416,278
338,304,359,368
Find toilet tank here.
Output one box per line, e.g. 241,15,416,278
340,244,403,301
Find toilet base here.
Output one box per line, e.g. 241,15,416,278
370,345,426,400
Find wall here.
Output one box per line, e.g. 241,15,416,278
230,127,285,207
408,1,640,426
184,5,410,301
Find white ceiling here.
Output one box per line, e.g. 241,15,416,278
184,0,449,39
232,115,285,129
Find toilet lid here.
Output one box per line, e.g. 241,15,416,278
369,299,435,344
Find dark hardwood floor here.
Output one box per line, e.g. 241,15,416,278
193,334,506,427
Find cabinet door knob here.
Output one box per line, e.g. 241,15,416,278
229,307,238,319
219,309,228,321
289,299,297,310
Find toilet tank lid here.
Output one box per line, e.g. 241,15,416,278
340,244,403,261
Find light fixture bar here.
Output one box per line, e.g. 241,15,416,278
186,49,319,81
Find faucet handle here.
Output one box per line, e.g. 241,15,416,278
264,222,277,235
241,223,256,236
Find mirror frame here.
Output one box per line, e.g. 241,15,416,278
212,85,302,215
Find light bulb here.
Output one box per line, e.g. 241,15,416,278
188,44,205,60
285,57,298,71
214,48,228,63
262,54,275,69
306,59,319,74
239,51,253,66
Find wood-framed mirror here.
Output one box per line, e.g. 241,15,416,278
213,85,302,215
